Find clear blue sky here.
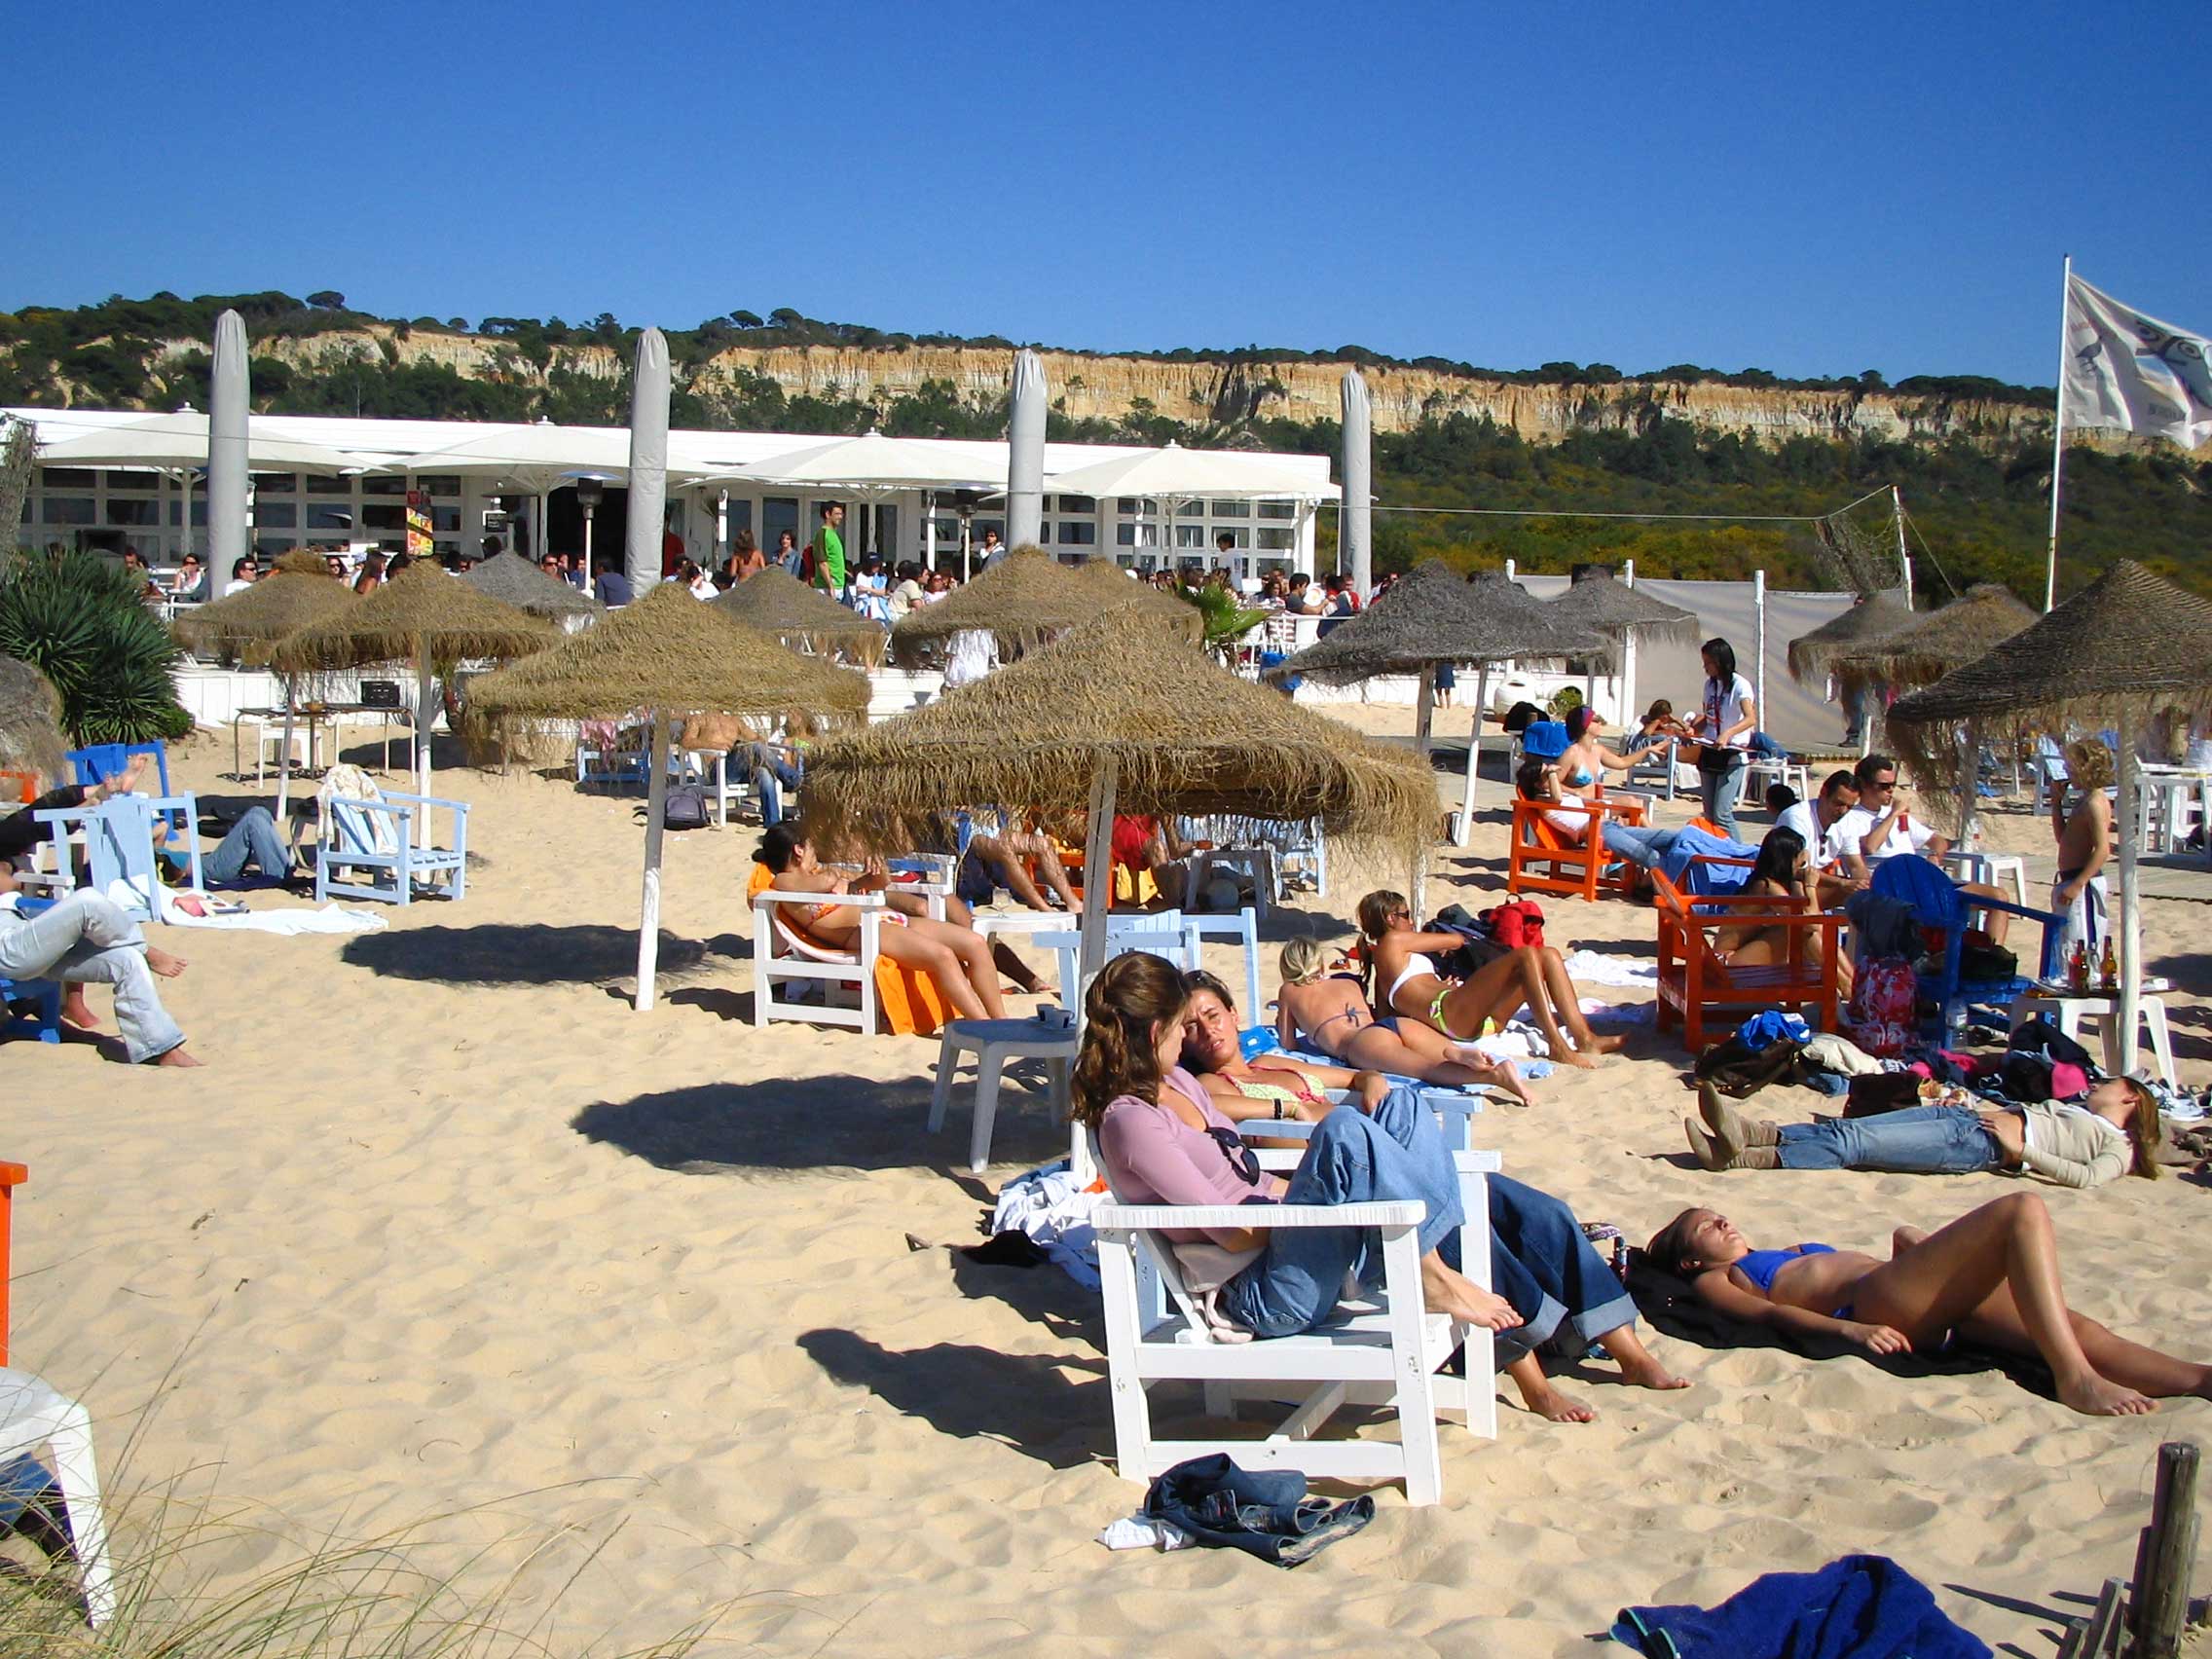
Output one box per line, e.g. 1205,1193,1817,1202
12,0,2206,387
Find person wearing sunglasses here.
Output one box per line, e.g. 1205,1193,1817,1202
1074,952,1687,1421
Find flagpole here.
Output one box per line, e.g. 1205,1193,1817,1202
2043,253,2073,613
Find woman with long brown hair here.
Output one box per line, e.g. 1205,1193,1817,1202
1077,954,1686,1419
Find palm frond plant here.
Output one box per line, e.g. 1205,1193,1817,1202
1177,582,1269,659
0,548,191,743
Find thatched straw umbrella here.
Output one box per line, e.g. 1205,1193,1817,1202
272,562,556,845
1270,563,1609,851
461,552,604,624
804,610,1435,999
887,545,1196,669
713,568,887,668
1787,591,1916,757
0,654,69,786
1889,561,2212,1073
171,550,357,816
1068,557,1205,638
1544,565,1697,725
470,582,870,1011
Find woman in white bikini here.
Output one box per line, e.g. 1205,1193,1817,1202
1356,890,1622,1070
1273,937,1532,1103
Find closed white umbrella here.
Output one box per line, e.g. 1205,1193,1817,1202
1342,370,1373,596
623,329,671,597
1005,350,1047,555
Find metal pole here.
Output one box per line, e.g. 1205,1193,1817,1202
2115,701,2141,1073
1891,485,1913,606
2044,254,2074,613
636,710,670,1012
1751,569,1768,736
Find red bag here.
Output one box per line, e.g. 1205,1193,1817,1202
1481,900,1546,951
1844,956,1916,1057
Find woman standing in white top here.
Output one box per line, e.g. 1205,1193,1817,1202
1689,637,1756,841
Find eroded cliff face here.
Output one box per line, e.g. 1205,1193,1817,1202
148,327,2054,447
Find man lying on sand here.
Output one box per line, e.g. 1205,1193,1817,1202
1645,1194,2210,1416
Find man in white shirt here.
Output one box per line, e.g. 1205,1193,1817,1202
1775,768,1863,907
1834,753,2015,947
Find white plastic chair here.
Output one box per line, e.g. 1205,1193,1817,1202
0,1368,115,1627
749,867,949,1032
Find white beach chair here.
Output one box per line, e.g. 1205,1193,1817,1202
0,1368,116,1627
33,794,204,922
750,864,951,1033
313,765,467,905
1084,1121,1499,1506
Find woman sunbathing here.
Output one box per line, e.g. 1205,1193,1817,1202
1357,888,1623,1069
1272,939,1531,1104
1645,1194,2210,1416
1707,826,1854,999
1079,952,1686,1420
755,825,1014,1019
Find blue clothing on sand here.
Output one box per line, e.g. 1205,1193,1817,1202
1612,1553,1990,1659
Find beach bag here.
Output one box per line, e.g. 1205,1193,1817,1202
660,784,711,830
1957,940,2018,983
1480,899,1546,951
1695,744,1743,777
1694,1032,1805,1098
1844,956,1916,1057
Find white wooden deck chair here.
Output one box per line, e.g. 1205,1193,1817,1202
313,764,467,905
33,794,204,922
751,861,953,1031
1086,1120,1499,1506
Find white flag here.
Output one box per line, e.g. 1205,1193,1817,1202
2062,275,2212,449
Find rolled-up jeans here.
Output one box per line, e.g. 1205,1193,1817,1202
1777,1105,2000,1173
1599,821,1683,872
201,806,291,884
1221,1087,1463,1339
0,892,185,1062
1470,1173,1641,1366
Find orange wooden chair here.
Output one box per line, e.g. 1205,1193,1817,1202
0,771,37,806
1652,860,1845,1051
0,1161,24,1364
1506,790,1650,903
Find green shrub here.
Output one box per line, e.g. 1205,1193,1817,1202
0,548,191,743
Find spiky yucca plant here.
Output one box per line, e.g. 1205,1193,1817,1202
1175,582,1270,659
0,548,192,743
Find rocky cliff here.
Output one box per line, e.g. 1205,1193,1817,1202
147,327,2055,447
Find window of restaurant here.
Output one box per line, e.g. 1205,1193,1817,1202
760,497,799,557
1057,521,1096,545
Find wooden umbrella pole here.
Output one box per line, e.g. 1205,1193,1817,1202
1956,718,1980,852
1414,664,1435,759
636,709,670,1013
414,654,435,850
1076,755,1119,1020
1410,843,1428,935
2116,701,2141,1074
1456,663,1490,848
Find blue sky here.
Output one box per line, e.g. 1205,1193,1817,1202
11,0,2206,386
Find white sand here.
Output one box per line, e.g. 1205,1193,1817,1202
8,710,2208,1655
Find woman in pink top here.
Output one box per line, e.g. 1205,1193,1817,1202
1077,953,1687,1419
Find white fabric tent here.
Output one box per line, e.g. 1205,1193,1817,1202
35,411,374,474
712,428,1007,492
1025,442,1336,568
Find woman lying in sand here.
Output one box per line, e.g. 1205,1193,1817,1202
755,825,1015,1019
1080,952,1686,1420
1356,889,1622,1069
1272,938,1532,1103
1645,1194,2211,1416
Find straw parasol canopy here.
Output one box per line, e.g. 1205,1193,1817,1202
713,568,887,668
806,609,1436,998
1826,583,2037,702
461,552,604,621
172,550,355,665
1546,565,1697,646
470,581,870,1013
470,579,870,729
272,561,558,839
1269,562,1611,688
1068,557,1205,637
1787,591,1915,685
1889,560,2212,1074
0,653,69,784
888,545,1195,668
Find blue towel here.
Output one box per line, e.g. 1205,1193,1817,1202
1735,1011,1811,1051
1612,1554,1989,1659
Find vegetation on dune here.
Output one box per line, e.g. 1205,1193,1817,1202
5,292,2207,599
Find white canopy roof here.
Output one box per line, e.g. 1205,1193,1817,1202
701,428,1006,492
32,411,376,475
1034,441,1338,502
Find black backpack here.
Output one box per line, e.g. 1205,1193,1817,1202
661,784,712,830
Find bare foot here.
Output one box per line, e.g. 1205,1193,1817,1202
1612,1351,1691,1390
1518,1378,1599,1422
96,753,153,801
59,989,99,1031
1420,1259,1523,1331
2058,1372,2156,1417
1588,1033,1628,1055
144,947,188,978
153,1046,203,1068
1551,1044,1600,1069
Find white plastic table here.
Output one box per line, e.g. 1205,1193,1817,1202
929,1017,1079,1173
2007,988,2178,1086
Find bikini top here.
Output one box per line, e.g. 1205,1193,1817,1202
1735,1243,1833,1293
1564,766,1596,788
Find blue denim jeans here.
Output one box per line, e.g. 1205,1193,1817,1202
1220,1087,1463,1339
1465,1174,1641,1365
725,746,803,828
1600,821,1683,872
201,806,292,884
1701,755,1747,840
1777,1105,2001,1173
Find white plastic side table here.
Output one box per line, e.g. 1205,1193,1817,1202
929,1017,1079,1172
2007,989,2178,1086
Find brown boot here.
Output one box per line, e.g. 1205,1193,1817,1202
1723,1146,1783,1170
1683,1117,1724,1170
1698,1083,1780,1157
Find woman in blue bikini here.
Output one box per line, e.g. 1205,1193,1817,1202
1645,1195,2212,1417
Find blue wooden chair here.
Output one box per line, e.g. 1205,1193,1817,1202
65,743,184,836
1868,857,2062,1028
31,796,203,923
1,898,63,1044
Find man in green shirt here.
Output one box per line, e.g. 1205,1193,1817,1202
814,501,847,599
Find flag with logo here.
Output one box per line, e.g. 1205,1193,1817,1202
2062,275,2212,449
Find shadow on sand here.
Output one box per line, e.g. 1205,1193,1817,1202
343,924,744,987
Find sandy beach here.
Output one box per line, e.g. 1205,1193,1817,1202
8,702,2209,1657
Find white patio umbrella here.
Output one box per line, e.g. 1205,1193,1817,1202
1031,442,1339,570
1342,370,1373,596
623,329,671,594
696,428,1006,563
1005,350,1047,556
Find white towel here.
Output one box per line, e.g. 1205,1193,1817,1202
116,882,387,935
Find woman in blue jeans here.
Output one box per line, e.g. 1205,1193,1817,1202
1078,952,1687,1421
1516,758,1684,878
